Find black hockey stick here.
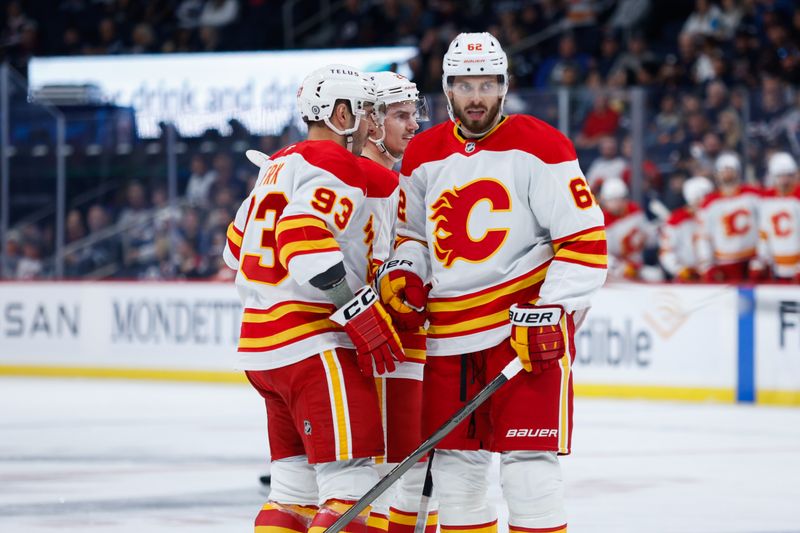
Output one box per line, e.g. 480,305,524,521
323,357,524,533
412,449,435,533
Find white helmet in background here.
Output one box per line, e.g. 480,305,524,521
682,175,714,208
715,152,741,175
297,64,376,144
441,32,509,129
768,152,798,177
600,177,629,201
369,71,428,161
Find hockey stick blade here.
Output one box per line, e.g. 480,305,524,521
323,357,524,533
412,449,435,533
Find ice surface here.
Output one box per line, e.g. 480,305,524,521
1,378,799,532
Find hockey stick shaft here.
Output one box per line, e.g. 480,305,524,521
323,357,524,533
412,449,435,533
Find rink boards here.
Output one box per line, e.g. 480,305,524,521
0,281,798,405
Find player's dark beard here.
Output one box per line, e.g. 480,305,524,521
454,98,502,136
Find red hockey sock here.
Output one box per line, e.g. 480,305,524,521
255,502,317,533
388,507,438,533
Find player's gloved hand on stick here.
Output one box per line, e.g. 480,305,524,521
508,303,567,374
331,286,405,377
376,259,429,330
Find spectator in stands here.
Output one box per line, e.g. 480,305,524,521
129,22,156,54
535,33,590,87
63,209,91,277
576,94,620,148
682,0,723,38
199,0,240,28
93,18,125,55
621,135,662,194
333,0,368,48
717,108,743,152
85,204,121,276
594,32,621,79
2,230,21,278
611,32,656,80
704,81,732,124
1,1,31,47
587,136,628,191
16,235,45,280
759,21,800,83
118,181,157,277
608,0,652,34
185,154,216,207
208,152,245,203
652,93,682,145
718,0,744,40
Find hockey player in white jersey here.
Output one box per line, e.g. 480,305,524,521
696,153,761,282
598,177,653,280
223,64,405,533
659,176,714,281
377,33,607,533
357,72,437,533
754,152,800,280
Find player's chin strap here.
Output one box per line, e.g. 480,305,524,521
324,115,362,153
368,128,402,163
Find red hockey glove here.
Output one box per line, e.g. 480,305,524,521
509,304,567,374
331,286,405,377
376,259,429,330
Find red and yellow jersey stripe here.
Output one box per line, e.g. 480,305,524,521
552,226,607,269
426,264,549,339
226,222,244,262
397,327,427,363
238,300,339,352
275,214,341,269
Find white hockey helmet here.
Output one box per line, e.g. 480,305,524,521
768,152,798,177
441,32,509,129
682,175,714,207
369,71,428,161
297,64,377,139
715,152,741,174
600,177,629,201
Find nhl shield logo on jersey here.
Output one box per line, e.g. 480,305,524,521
465,142,476,153
429,178,512,268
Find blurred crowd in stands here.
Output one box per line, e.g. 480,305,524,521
2,0,800,282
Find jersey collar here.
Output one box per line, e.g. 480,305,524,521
452,115,509,145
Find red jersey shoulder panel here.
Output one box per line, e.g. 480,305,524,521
400,121,458,177
357,156,399,198
667,206,694,226
739,184,763,196
273,140,366,194
625,200,642,215
486,114,577,164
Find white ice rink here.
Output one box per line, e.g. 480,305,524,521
1,377,799,533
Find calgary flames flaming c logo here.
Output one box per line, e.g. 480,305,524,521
429,178,511,268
